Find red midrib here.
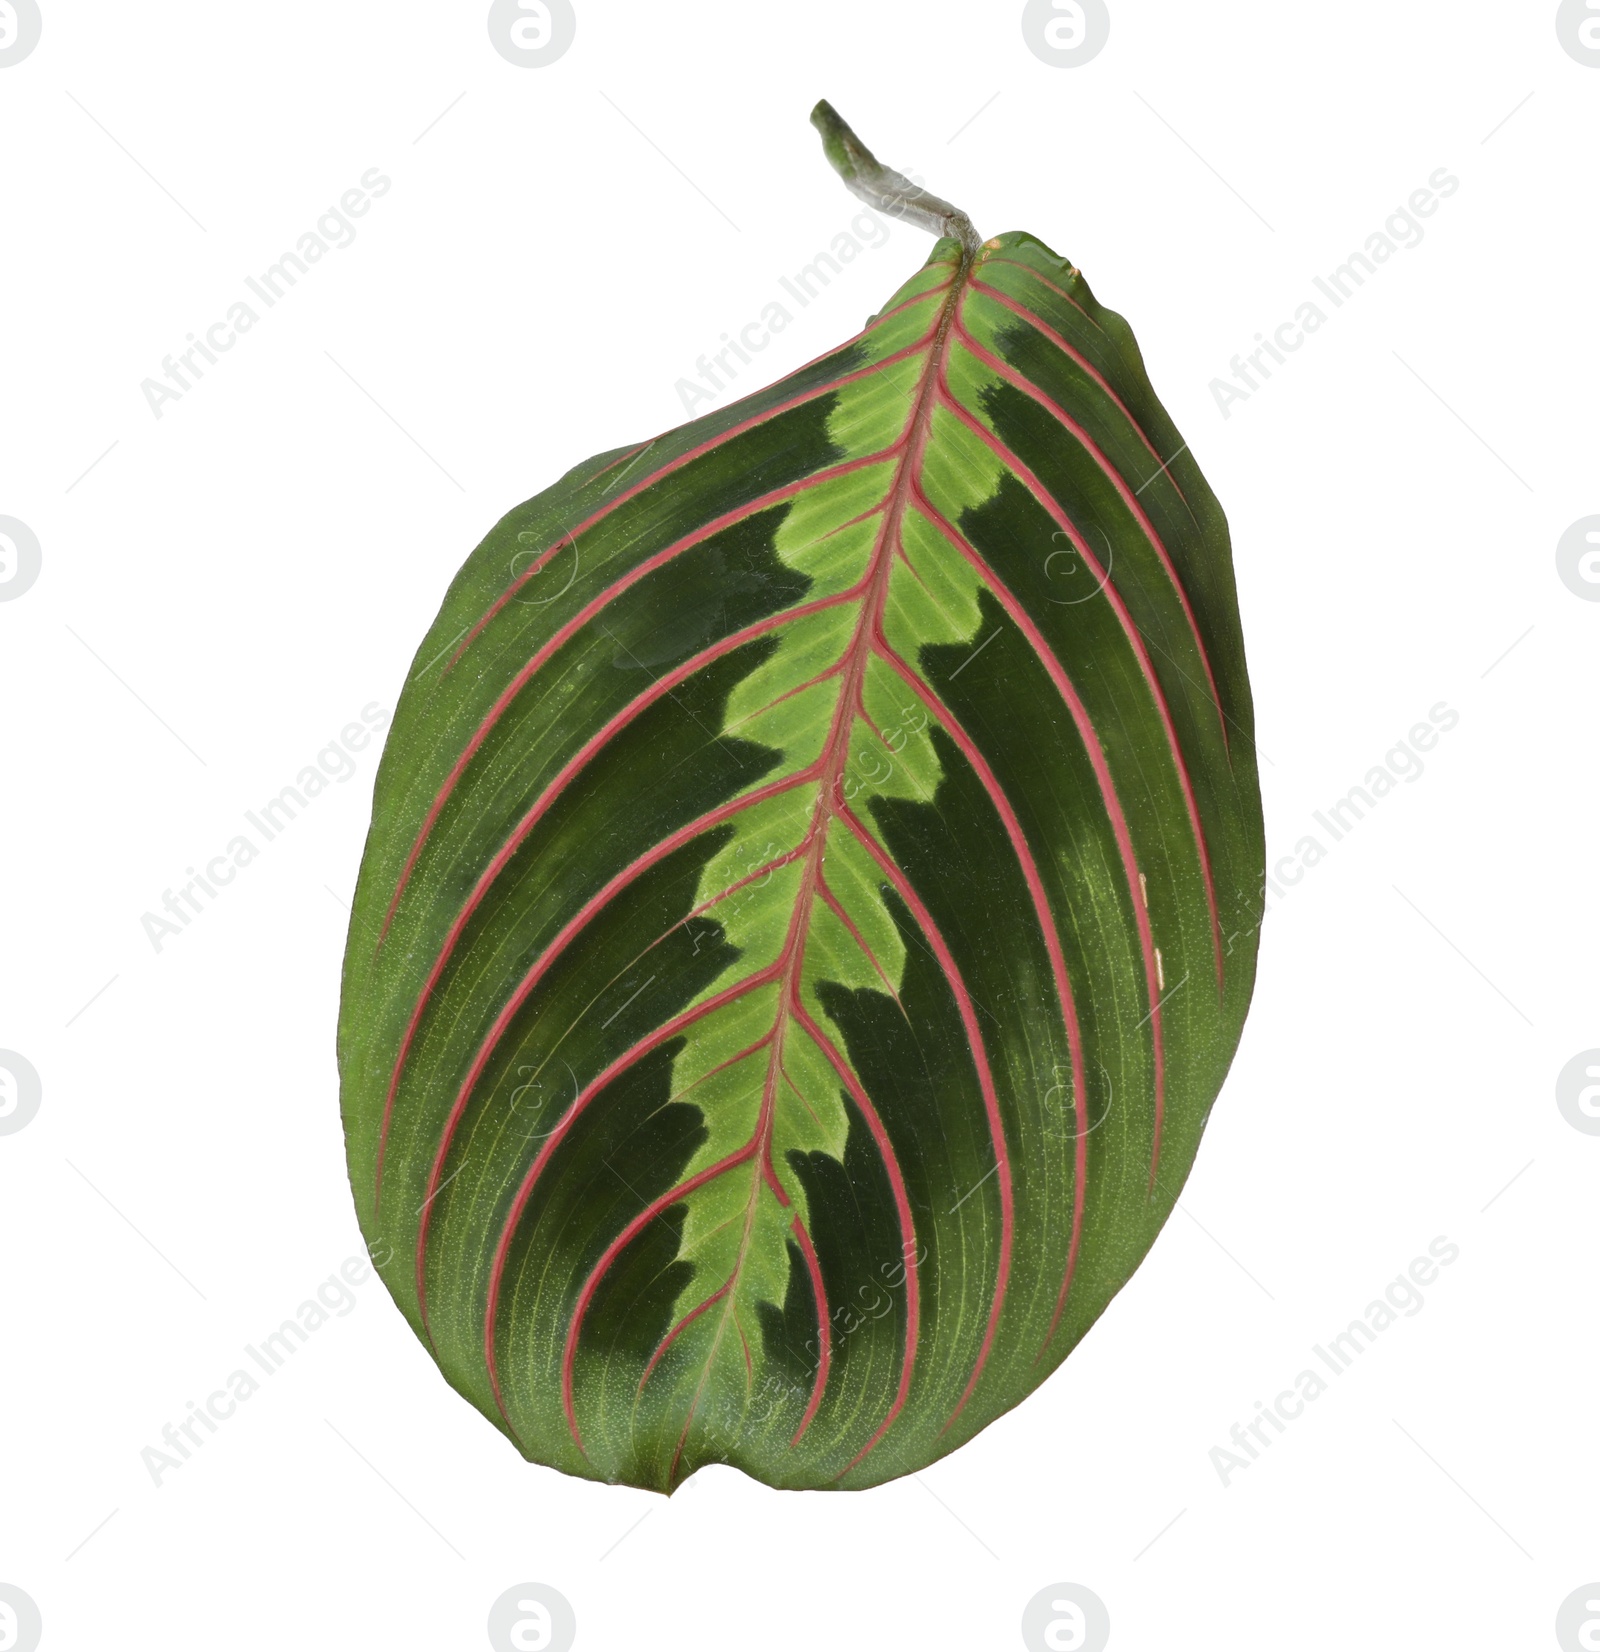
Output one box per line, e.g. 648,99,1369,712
378,283,962,976
561,265,980,1477
399,240,1221,1479
374,445,907,954
375,573,867,1213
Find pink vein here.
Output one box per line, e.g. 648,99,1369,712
411,771,813,1344
555,286,980,1476
789,1214,831,1444
375,577,864,1210
816,875,904,1010
909,483,1171,1171
933,371,1224,1058
967,276,1191,512
870,637,1089,1342
981,255,1104,332
952,316,1225,751
836,803,1013,1442
444,317,948,665
485,290,973,1465
376,443,900,953
483,973,784,1432
637,1278,734,1396
793,1000,919,1476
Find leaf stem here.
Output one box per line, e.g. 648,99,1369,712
810,99,981,259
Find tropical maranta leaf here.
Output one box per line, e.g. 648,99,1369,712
338,102,1264,1493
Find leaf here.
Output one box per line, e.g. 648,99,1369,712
337,101,1265,1494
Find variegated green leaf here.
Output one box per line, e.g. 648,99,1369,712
337,102,1264,1493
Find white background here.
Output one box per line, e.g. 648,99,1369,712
2,2,1596,1648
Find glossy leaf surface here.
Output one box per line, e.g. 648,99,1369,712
338,108,1264,1492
